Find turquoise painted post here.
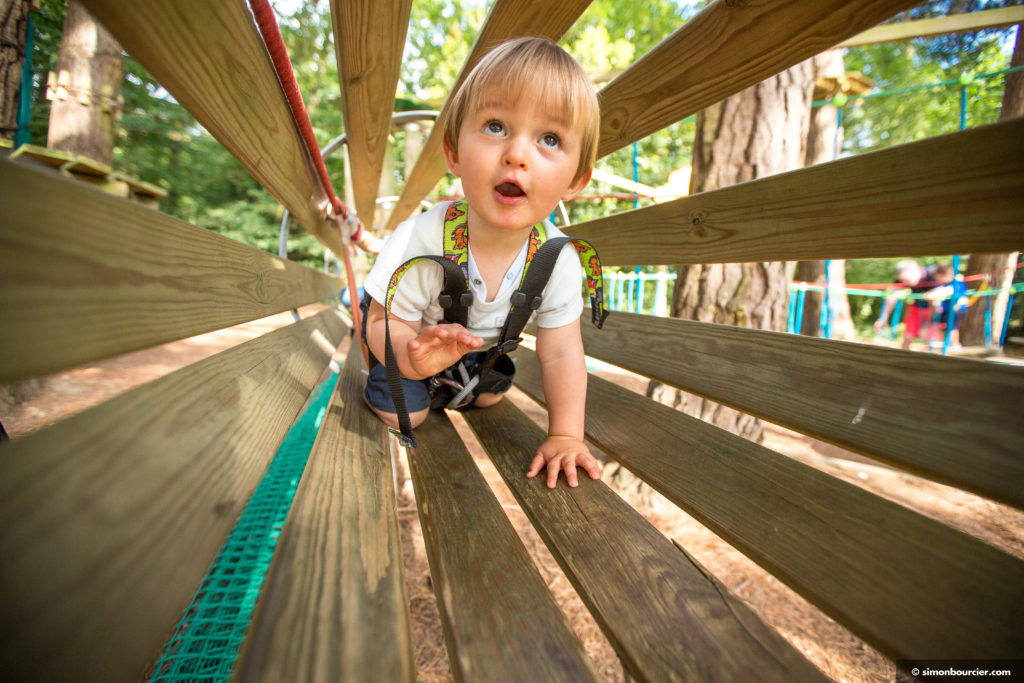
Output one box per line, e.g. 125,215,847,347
889,299,904,341
999,294,1014,348
787,285,798,333
15,13,35,148
794,285,806,335
942,254,961,355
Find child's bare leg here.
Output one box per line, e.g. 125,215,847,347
363,395,430,429
473,392,504,408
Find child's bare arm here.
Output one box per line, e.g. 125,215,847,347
364,298,483,379
527,320,602,488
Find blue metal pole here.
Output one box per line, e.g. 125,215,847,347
959,85,968,131
820,261,832,339
889,299,904,341
795,286,806,335
942,254,961,354
15,13,35,148
787,285,798,333
984,293,993,349
1000,294,1014,348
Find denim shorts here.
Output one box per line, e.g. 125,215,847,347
360,293,433,414
359,293,514,413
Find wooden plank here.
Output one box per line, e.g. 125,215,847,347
596,0,917,157
571,118,1024,266
0,308,349,683
330,0,413,225
462,401,828,682
79,0,345,254
573,309,1024,510
513,350,1024,660
382,0,593,233
838,7,1024,48
0,158,343,384
408,411,601,682
234,345,414,683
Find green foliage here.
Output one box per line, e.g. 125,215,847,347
23,0,1020,294
840,2,1017,154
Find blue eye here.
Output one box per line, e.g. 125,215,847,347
540,133,560,149
485,120,505,136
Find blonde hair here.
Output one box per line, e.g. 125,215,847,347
442,37,600,183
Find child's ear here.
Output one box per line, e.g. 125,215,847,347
443,138,461,176
561,168,592,201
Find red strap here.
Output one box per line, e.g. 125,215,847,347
248,0,349,220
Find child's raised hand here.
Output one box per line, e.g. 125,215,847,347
527,436,602,489
406,323,483,378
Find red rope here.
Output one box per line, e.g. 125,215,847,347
248,0,350,221
249,0,367,357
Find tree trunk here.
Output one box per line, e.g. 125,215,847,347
796,48,855,341
647,60,815,443
46,0,122,165
960,25,1022,347
0,0,31,143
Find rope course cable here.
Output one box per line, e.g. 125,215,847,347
247,0,367,361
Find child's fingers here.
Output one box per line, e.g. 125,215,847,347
546,459,565,489
562,461,579,488
526,454,546,478
581,455,602,480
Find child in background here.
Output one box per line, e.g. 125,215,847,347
924,263,967,350
876,260,940,349
360,37,602,488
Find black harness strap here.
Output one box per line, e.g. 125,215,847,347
382,254,472,448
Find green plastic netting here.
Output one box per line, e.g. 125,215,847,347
149,370,339,682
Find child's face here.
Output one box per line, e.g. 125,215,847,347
444,87,590,238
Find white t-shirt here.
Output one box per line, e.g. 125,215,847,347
364,202,584,346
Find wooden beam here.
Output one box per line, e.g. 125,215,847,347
573,309,1024,510
79,0,346,254
513,351,1024,660
382,0,594,233
838,7,1024,48
408,411,601,682
0,308,348,683
235,346,415,683
596,0,918,158
463,402,828,682
330,0,413,226
569,118,1024,266
0,159,343,384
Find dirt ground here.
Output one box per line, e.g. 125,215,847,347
3,308,1022,682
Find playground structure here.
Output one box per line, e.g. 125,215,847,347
1,2,1022,682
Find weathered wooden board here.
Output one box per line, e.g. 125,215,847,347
572,309,1024,510
0,308,348,683
838,6,1024,48
463,401,828,682
235,346,414,683
0,159,343,384
383,0,593,232
513,349,1024,660
331,0,413,224
571,118,1024,266
80,0,344,253
409,410,601,682
596,0,918,157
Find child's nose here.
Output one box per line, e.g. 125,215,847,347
503,138,528,169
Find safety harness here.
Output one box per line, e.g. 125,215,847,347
381,200,608,447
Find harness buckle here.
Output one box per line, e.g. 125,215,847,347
510,291,543,310
439,292,474,309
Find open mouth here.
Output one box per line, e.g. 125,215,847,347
495,181,525,198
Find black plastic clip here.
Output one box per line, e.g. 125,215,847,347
510,291,543,310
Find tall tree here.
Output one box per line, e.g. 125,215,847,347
0,0,32,143
45,0,121,164
960,24,1022,347
796,48,856,340
648,60,815,442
